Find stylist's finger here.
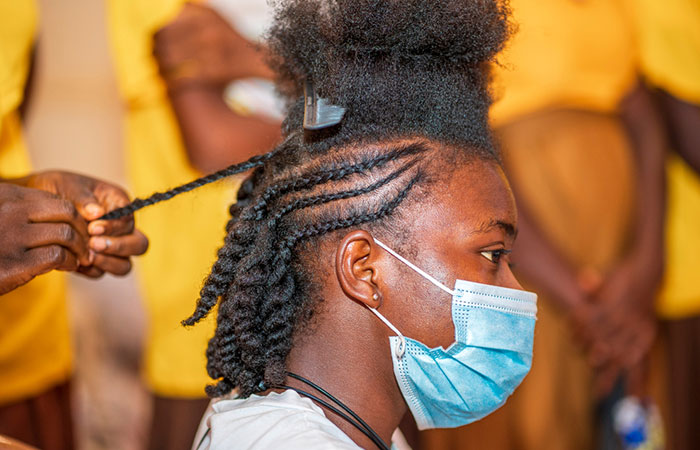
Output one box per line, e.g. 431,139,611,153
26,245,80,273
89,230,148,258
67,187,104,222
0,246,77,296
77,265,105,279
88,216,135,237
89,183,134,236
27,196,87,229
26,222,91,266
26,197,91,264
91,253,132,276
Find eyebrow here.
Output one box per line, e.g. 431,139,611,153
472,219,517,238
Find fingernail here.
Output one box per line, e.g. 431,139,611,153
89,250,96,264
86,203,104,219
91,237,107,252
89,222,105,235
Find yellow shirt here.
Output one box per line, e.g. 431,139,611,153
633,0,700,318
490,0,637,126
634,0,700,105
0,0,71,405
107,0,241,397
658,155,700,319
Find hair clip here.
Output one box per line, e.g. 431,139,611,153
303,80,346,130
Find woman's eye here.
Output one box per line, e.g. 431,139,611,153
480,249,510,264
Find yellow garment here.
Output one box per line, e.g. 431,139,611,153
0,0,36,120
0,0,71,405
633,0,700,105
107,0,241,397
490,0,637,126
657,155,700,318
633,0,700,318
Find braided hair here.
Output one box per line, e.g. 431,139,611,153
102,0,511,397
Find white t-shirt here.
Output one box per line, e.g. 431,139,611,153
192,390,362,450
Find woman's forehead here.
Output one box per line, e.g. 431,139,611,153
412,160,517,237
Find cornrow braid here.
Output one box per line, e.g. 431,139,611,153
245,143,426,221
268,157,420,223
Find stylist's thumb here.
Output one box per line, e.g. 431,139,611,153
72,189,104,221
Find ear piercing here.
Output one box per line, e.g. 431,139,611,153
373,293,379,301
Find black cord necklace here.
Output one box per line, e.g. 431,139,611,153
283,372,390,450
195,374,390,450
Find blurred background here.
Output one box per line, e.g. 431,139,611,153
1,0,699,449
24,0,149,448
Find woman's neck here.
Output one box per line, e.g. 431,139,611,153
285,302,407,449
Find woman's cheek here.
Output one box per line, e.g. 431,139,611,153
411,300,455,348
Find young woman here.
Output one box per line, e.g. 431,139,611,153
103,0,537,448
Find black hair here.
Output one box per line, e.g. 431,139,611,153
102,0,511,398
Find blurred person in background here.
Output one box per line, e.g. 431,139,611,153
106,1,280,449
0,1,148,449
421,0,669,449
633,1,700,449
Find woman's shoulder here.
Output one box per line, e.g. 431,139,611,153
196,390,361,450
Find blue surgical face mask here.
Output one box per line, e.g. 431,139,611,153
371,239,537,430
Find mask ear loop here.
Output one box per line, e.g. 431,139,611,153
373,239,455,296
368,239,455,359
369,308,406,359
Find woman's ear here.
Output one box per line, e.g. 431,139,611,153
335,230,383,309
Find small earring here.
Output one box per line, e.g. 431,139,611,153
372,293,379,301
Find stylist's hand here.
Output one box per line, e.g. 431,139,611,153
0,183,90,295
154,3,271,89
23,170,149,277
